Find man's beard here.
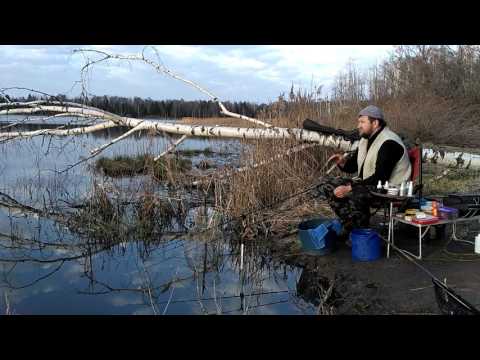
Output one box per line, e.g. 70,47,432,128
360,132,370,139
360,127,380,139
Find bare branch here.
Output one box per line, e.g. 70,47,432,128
90,122,146,157
73,48,272,128
0,121,118,141
0,112,100,131
154,134,188,161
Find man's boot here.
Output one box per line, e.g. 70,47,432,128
337,222,353,248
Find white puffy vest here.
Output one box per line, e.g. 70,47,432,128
356,127,411,186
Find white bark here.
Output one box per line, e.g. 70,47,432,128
154,134,188,161
217,102,271,128
0,112,102,132
0,121,118,140
423,147,480,170
0,106,119,122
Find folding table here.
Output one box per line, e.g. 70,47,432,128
371,191,480,260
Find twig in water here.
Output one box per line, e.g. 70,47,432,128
4,292,11,315
212,278,222,315
162,267,179,315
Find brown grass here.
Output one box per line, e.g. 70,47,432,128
179,117,260,128
209,135,338,240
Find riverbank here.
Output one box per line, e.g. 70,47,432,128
272,212,480,314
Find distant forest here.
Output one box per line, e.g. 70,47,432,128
7,94,269,119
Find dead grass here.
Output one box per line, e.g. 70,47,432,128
210,129,336,239
133,193,179,239
68,183,125,244
177,147,214,157
179,117,263,128
94,154,192,182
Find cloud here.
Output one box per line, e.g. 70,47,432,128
0,45,394,103
257,45,394,86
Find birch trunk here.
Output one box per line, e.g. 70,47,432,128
1,113,479,170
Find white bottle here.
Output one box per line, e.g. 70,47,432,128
399,182,405,196
383,181,389,190
475,234,480,254
377,180,382,190
407,181,413,197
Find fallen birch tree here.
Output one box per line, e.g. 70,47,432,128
0,48,479,172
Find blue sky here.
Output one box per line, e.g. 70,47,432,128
0,45,395,103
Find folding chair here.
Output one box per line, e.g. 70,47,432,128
408,144,423,199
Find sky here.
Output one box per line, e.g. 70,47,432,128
0,45,395,103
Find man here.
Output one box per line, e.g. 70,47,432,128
317,105,411,239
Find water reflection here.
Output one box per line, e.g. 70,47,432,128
0,196,329,315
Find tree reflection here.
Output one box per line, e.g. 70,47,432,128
0,185,348,315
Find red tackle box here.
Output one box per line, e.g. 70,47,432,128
411,217,440,225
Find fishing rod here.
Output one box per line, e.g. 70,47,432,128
377,233,480,314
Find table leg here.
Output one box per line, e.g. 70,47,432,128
451,221,475,245
419,225,422,259
387,201,393,258
391,204,395,249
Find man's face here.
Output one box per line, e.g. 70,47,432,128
357,115,378,138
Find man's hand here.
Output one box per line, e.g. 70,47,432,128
328,153,347,167
334,184,352,198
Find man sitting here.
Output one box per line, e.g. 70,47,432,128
317,105,412,241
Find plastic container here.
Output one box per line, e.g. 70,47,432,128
407,181,413,196
439,206,459,220
412,216,440,225
298,218,341,255
350,228,382,262
432,201,438,217
421,205,433,213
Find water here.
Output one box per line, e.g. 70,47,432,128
0,116,323,315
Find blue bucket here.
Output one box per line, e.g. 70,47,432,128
350,228,381,262
298,218,342,255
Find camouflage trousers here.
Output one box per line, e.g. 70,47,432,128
316,176,375,232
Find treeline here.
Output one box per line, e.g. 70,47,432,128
331,45,480,103
267,45,480,147
9,93,268,119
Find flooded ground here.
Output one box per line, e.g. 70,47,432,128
1,116,479,315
